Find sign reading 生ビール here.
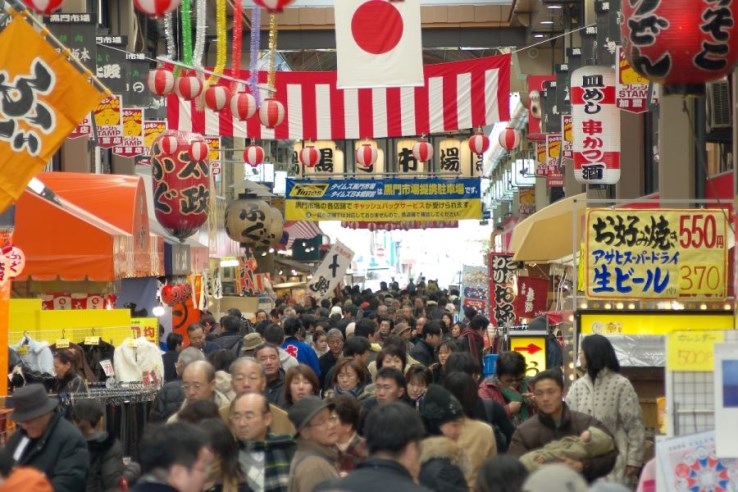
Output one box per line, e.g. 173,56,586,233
585,209,728,299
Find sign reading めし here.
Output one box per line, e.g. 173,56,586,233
585,209,728,299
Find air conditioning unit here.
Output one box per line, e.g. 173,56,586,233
706,79,732,131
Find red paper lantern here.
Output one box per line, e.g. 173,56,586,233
174,75,203,101
355,144,378,168
159,135,179,155
469,132,491,155
189,140,209,162
259,98,285,129
299,146,321,168
1,245,25,279
230,92,257,120
147,68,175,96
412,139,433,162
152,130,210,241
497,128,520,152
22,0,64,14
252,0,294,13
179,283,193,299
621,0,738,94
243,145,265,167
133,0,182,16
204,85,230,112
160,284,177,306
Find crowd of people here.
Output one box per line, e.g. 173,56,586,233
0,281,648,492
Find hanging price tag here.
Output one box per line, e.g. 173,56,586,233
55,338,70,349
84,336,101,345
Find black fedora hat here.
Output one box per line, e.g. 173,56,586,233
10,384,58,422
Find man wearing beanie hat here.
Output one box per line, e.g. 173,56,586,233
417,385,470,492
4,384,89,492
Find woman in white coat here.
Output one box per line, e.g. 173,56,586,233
566,334,645,488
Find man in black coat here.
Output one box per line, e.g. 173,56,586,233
409,320,442,367
5,384,89,492
318,329,344,391
149,347,205,423
316,402,432,492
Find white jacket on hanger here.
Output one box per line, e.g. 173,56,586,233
114,337,164,386
11,336,54,374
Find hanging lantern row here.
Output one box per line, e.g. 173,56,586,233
160,282,192,307
412,139,433,162
498,128,521,152
299,145,321,168
355,144,378,169
205,85,230,112
468,132,491,156
23,0,65,14
341,221,459,231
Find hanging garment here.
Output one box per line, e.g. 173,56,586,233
114,337,164,385
80,339,117,383
12,335,54,374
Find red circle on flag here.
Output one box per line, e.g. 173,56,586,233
351,0,404,55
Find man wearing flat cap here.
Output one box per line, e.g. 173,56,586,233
5,383,89,492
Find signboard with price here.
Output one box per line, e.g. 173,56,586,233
667,330,725,372
585,209,728,299
131,317,158,343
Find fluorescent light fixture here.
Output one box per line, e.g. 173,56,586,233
220,257,239,267
540,20,554,24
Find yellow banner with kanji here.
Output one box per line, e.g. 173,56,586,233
0,16,106,212
585,209,728,299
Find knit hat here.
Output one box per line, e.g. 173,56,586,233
522,464,588,492
419,384,464,436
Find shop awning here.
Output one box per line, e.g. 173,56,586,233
34,172,164,277
284,221,326,248
14,191,134,281
509,193,587,263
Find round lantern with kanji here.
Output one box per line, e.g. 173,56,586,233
299,146,321,168
230,92,257,120
259,98,285,129
469,132,491,155
225,199,272,245
243,145,265,167
147,68,175,96
175,75,203,101
621,0,738,94
253,0,294,13
205,85,231,112
412,139,433,162
133,0,182,17
497,128,520,152
23,0,64,14
356,144,378,168
262,207,285,247
152,130,210,241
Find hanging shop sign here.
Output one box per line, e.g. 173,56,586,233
307,240,354,299
285,177,481,222
137,120,168,165
546,133,563,188
461,265,489,318
438,139,469,175
513,277,549,321
508,334,547,377
585,209,728,299
571,66,620,185
205,137,222,176
46,14,97,72
69,114,93,140
93,94,123,148
130,318,158,343
562,115,573,159
518,187,535,216
616,46,652,114
527,75,555,140
578,311,733,336
112,108,145,158
96,35,150,107
535,142,547,176
488,253,522,328
292,141,345,178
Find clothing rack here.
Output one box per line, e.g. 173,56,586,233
71,382,160,405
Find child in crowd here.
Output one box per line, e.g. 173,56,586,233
519,426,614,472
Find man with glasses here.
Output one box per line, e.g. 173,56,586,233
318,329,344,390
168,360,230,423
231,393,295,492
478,351,537,427
287,396,340,492
187,323,219,355
222,357,295,436
507,369,617,482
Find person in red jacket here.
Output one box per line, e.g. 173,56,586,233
478,351,537,427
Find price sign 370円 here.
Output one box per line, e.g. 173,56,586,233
585,209,728,299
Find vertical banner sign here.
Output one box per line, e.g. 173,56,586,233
546,133,563,188
562,114,573,159
585,209,728,299
353,140,385,178
488,253,521,327
112,108,144,158
138,120,167,164
46,14,97,71
461,265,489,319
535,142,548,176
616,46,651,114
96,36,150,107
513,277,549,321
0,16,105,211
571,66,621,185
205,137,222,176
527,75,555,140
94,94,123,148
307,240,354,299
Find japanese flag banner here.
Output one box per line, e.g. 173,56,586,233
334,0,424,89
307,241,354,299
0,15,105,212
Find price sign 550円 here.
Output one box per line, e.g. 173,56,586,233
585,209,728,299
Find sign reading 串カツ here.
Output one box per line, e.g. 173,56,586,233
285,177,481,222
585,209,728,299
